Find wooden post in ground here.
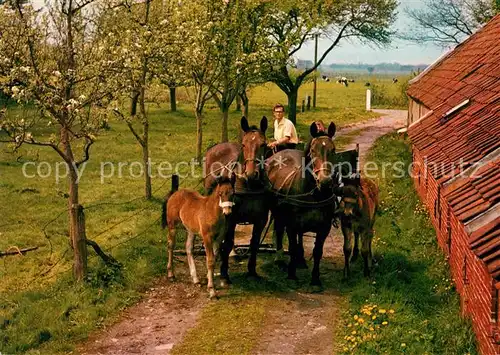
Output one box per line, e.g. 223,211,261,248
72,204,88,280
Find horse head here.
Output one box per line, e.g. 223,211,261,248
306,121,337,191
240,116,268,182
337,175,361,216
215,174,236,215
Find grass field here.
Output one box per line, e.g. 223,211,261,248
338,133,477,354
0,80,381,353
0,77,463,354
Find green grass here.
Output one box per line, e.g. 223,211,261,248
368,75,412,110
337,133,477,354
0,81,379,354
171,296,269,355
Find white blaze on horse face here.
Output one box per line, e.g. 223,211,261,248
322,141,326,146
219,197,234,215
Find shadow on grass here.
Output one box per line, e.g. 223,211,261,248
215,242,432,307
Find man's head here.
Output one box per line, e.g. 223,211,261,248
272,103,285,122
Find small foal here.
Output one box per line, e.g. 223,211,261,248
162,175,235,299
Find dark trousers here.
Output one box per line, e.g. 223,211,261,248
275,143,297,152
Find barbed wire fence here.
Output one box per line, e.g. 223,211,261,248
0,174,201,282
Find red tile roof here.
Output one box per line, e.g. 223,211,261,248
408,15,500,284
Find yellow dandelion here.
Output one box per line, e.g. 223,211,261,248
389,309,395,314
358,318,365,324
369,327,374,331
379,309,387,314
382,321,388,325
347,323,352,328
343,347,349,352
354,315,359,320
351,330,357,335
372,315,377,320
401,343,407,347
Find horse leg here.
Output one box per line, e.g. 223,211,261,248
248,218,266,278
203,233,217,299
351,230,360,262
361,230,373,277
167,226,176,281
311,229,328,288
296,233,308,269
273,214,287,268
185,231,200,285
340,216,353,280
220,221,236,288
286,226,298,280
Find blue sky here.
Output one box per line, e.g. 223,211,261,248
298,0,449,65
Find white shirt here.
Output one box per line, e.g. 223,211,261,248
274,118,298,144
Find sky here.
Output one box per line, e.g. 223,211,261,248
298,0,449,65
29,0,449,65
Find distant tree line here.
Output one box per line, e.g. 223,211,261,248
326,63,428,74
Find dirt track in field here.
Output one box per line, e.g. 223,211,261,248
79,109,406,355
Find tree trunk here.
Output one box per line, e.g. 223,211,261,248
196,110,203,163
140,88,152,199
68,164,87,280
241,91,249,119
221,107,229,143
235,95,241,112
287,88,298,125
71,202,87,281
142,139,152,199
60,126,87,281
169,87,176,112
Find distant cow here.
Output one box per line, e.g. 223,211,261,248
349,79,355,83
337,77,349,87
365,82,371,87
392,78,398,84
321,75,330,82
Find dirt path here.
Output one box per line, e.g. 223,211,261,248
79,110,406,355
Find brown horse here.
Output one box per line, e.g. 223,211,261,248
338,177,379,277
266,122,339,288
204,116,273,285
161,175,236,299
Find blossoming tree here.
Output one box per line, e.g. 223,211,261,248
0,1,126,280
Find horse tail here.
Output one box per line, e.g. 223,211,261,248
161,175,180,230
171,174,179,192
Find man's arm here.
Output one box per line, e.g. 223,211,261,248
268,136,290,148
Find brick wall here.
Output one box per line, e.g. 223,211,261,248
411,147,499,355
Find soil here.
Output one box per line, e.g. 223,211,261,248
78,110,407,355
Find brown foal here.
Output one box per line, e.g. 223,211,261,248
338,177,379,278
161,175,235,299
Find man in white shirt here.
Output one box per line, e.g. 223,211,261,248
267,103,299,152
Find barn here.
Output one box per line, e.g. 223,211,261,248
406,15,500,355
